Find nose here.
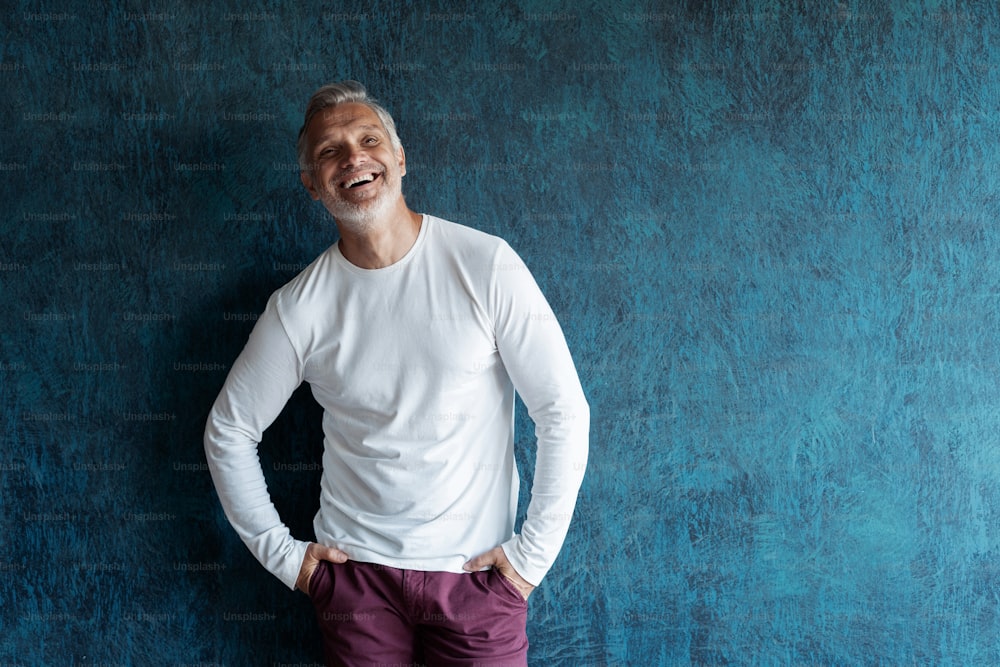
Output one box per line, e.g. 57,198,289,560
340,142,370,168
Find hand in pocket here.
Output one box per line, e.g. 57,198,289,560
296,542,349,595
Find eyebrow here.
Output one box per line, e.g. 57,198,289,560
311,124,386,150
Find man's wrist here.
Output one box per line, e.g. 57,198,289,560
500,539,544,588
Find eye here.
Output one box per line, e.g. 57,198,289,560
363,136,379,145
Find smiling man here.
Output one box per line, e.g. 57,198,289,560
205,81,589,666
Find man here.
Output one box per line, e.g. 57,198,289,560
205,80,589,666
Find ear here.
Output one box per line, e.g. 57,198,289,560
397,145,406,177
300,169,320,200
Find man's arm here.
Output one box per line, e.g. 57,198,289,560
204,294,313,590
466,241,590,588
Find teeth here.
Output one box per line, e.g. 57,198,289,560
343,173,376,188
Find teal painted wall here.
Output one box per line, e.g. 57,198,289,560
4,1,1000,664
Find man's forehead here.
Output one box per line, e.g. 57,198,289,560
310,103,385,134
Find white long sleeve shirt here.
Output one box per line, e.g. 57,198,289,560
205,215,589,590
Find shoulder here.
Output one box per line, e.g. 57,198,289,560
425,215,515,264
428,214,504,243
269,244,340,314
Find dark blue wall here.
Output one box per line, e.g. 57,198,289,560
4,1,1000,664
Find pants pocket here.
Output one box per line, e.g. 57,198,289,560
489,568,529,605
308,560,334,605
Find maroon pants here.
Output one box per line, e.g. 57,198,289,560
309,560,529,667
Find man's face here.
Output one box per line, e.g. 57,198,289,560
299,102,406,232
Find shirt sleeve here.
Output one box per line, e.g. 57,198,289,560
490,242,590,586
204,293,309,590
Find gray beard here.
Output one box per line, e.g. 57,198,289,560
324,185,398,235
331,205,379,235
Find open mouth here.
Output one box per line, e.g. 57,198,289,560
340,172,381,189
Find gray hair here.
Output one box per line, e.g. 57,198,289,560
296,80,402,171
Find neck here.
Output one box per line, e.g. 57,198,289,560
336,202,422,269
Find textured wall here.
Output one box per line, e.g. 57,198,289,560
4,0,1000,665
